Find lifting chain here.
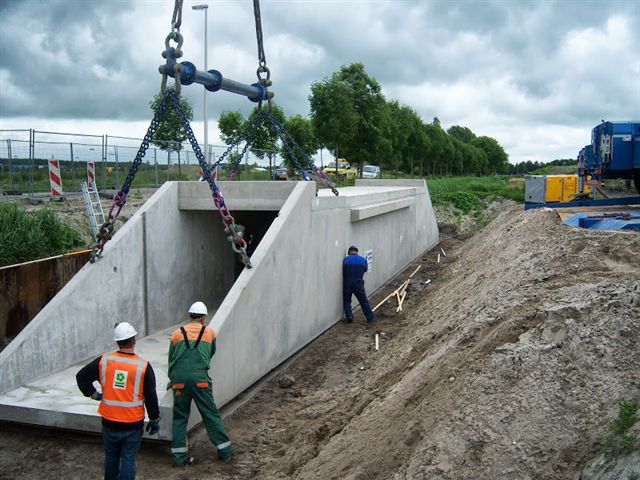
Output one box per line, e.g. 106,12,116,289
253,0,272,112
262,112,339,196
92,89,252,268
91,92,171,262
166,92,252,267
160,0,185,95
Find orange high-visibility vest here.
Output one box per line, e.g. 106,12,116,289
97,351,148,423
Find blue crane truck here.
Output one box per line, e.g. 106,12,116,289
578,121,640,194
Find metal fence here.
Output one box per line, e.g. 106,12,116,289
0,129,282,195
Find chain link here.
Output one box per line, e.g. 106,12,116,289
253,0,272,112
166,91,253,268
90,92,172,262
253,0,266,69
161,1,185,95
92,90,253,268
171,0,184,32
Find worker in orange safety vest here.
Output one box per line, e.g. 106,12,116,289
76,322,160,480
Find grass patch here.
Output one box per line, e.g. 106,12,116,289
605,400,639,459
428,175,525,210
0,203,83,267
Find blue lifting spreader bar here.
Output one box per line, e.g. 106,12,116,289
159,60,273,103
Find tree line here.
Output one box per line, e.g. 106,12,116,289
505,158,577,175
156,63,514,177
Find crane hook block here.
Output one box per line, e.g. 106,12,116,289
160,60,274,103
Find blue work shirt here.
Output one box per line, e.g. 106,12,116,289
343,253,368,284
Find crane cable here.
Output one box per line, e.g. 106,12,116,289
253,0,272,113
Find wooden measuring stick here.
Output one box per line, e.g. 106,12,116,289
396,290,407,312
373,287,402,312
408,265,421,278
371,269,415,313
397,278,411,297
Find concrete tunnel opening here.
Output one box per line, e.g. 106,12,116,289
230,210,279,279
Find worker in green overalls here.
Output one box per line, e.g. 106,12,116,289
168,301,234,466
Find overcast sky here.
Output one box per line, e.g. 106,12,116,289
1,0,639,164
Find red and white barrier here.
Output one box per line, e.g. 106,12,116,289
87,161,96,188
48,159,63,197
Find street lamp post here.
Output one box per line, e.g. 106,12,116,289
192,4,209,165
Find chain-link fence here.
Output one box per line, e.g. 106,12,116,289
0,129,282,195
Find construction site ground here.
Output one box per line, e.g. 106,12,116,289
1,193,639,479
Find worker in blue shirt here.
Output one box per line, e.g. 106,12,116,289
342,245,375,324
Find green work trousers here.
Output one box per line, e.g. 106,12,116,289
171,378,233,464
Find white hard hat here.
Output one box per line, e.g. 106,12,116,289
188,301,208,316
114,322,138,341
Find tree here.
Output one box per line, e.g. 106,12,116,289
150,87,194,177
447,125,476,143
309,75,357,161
309,63,385,174
218,105,286,176
218,110,245,146
470,136,509,174
380,101,409,175
247,104,286,172
281,114,320,175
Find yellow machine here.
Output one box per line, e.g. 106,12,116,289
525,174,591,204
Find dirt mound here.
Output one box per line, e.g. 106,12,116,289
1,205,638,479
291,207,640,480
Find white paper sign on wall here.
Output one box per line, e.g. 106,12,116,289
364,249,374,273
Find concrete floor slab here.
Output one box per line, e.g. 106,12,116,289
0,321,210,440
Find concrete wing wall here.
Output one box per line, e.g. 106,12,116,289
0,182,235,394
0,211,146,394
207,182,320,406
205,180,439,409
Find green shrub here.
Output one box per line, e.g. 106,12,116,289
427,175,525,204
432,191,483,213
0,203,83,267
605,400,639,459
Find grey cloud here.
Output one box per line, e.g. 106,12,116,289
1,0,639,164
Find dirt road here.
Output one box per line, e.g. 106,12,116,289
1,201,638,479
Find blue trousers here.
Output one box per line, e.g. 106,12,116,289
102,425,143,480
343,280,374,322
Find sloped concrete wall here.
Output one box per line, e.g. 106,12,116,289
0,182,235,394
206,179,439,407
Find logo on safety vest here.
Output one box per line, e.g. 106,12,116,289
113,370,128,389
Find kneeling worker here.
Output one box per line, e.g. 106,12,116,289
76,322,160,480
168,301,234,466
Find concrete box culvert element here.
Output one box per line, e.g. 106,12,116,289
0,179,439,440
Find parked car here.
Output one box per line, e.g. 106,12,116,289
362,165,381,179
322,159,358,180
273,165,288,180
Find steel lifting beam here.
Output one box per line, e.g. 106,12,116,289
159,60,274,103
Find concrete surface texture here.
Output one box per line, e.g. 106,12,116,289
0,179,439,440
